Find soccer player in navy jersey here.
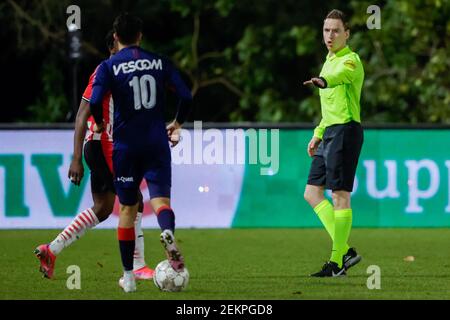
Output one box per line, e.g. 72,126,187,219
34,30,154,281
90,13,193,292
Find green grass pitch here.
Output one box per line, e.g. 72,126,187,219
1,229,450,299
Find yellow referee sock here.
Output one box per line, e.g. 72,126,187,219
330,208,353,268
313,200,335,240
313,200,350,253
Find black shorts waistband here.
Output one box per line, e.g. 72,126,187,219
324,121,362,135
326,120,361,129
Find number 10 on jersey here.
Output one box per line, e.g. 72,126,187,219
129,75,157,110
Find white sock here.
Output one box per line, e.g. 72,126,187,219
123,270,135,286
133,212,146,271
49,208,99,255
124,270,134,278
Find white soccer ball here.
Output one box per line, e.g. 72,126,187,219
153,260,189,292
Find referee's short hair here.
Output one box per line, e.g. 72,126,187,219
113,12,143,45
325,9,350,30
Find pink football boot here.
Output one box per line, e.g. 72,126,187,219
34,244,56,279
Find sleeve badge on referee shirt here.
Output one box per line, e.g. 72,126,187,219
343,60,356,70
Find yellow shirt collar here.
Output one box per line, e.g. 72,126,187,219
327,46,352,60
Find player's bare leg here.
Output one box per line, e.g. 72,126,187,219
331,190,351,210
151,197,185,272
304,184,326,207
118,202,139,292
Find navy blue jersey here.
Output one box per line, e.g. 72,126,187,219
90,46,192,151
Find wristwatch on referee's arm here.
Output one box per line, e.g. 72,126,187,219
311,77,328,89
302,77,327,89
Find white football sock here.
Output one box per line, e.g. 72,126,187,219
49,208,99,255
133,211,146,270
122,270,136,292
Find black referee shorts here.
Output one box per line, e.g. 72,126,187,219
83,141,116,194
307,121,363,192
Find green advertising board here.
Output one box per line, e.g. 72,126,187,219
1,128,449,228
233,129,450,227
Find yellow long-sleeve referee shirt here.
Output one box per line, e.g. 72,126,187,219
313,46,364,139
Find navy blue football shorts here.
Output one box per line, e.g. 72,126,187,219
113,148,171,206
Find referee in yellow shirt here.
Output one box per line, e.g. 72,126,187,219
303,9,364,277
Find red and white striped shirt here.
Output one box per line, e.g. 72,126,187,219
82,66,114,173
82,66,113,143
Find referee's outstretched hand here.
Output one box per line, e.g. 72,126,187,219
307,136,322,157
303,77,326,89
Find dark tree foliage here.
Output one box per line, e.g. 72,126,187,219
1,0,448,123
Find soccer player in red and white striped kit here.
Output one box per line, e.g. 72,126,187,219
34,30,154,280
